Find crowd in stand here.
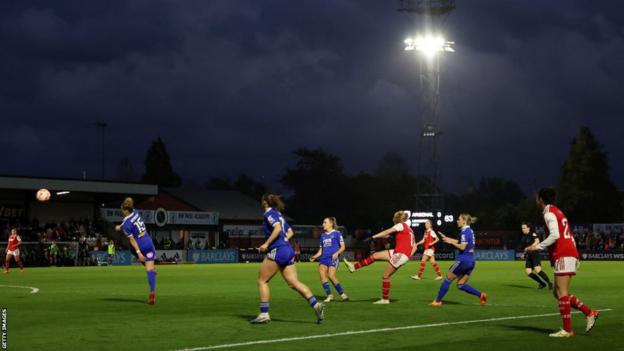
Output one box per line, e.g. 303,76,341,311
573,229,624,252
3,219,623,267
1,219,105,266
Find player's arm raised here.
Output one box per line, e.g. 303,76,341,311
371,226,399,240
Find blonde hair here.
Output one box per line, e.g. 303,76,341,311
459,213,478,225
393,211,409,224
121,197,134,212
325,217,338,229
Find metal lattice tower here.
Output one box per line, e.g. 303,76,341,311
399,0,455,210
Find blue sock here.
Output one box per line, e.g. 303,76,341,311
147,270,156,292
458,284,481,297
435,278,452,302
333,283,344,295
307,296,318,308
322,282,331,295
260,301,269,314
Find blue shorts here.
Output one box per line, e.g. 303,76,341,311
266,245,295,267
319,257,339,267
138,238,156,262
449,260,475,277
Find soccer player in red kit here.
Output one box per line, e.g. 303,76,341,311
411,219,443,281
343,211,417,304
527,188,599,337
5,228,25,273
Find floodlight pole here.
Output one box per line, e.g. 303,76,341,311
399,0,455,211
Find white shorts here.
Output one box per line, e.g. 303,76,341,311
423,249,435,257
6,249,20,257
388,250,409,269
554,257,579,276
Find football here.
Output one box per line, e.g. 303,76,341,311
36,188,51,202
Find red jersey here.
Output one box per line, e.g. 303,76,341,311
8,234,21,251
423,229,438,251
392,223,415,256
538,205,579,263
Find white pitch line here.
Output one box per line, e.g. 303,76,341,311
173,309,613,351
0,284,40,294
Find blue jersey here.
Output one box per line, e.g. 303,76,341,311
457,226,475,262
262,208,291,250
121,211,152,244
319,230,344,259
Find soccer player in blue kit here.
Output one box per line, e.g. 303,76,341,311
251,193,325,324
310,217,349,302
430,213,487,307
115,197,157,305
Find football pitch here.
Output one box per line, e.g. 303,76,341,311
1,261,621,351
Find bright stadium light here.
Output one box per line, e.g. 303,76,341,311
404,35,454,58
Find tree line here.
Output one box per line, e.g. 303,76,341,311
129,127,623,229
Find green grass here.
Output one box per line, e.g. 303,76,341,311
1,261,622,351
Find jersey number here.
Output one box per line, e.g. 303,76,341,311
561,218,571,239
134,218,146,233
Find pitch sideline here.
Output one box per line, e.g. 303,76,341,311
173,308,612,351
0,284,40,294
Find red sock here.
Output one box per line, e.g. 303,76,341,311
5,259,10,271
17,260,24,269
432,262,441,276
382,278,391,300
559,295,572,332
354,256,375,270
417,262,426,277
569,295,592,316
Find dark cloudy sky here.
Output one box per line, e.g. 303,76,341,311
2,1,623,194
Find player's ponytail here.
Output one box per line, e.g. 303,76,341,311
459,213,478,225
325,217,338,229
392,211,409,224
261,193,285,212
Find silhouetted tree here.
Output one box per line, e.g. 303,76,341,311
142,138,181,187
558,126,622,222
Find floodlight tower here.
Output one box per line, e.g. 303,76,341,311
399,0,455,210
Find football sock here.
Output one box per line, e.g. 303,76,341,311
435,278,452,302
260,301,269,314
458,284,481,297
417,262,426,277
559,295,572,332
333,282,345,295
307,296,319,308
5,259,9,271
322,282,331,295
17,260,23,269
382,278,391,300
569,295,592,316
537,271,551,284
528,272,545,286
432,262,441,276
354,256,375,270
147,270,156,292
